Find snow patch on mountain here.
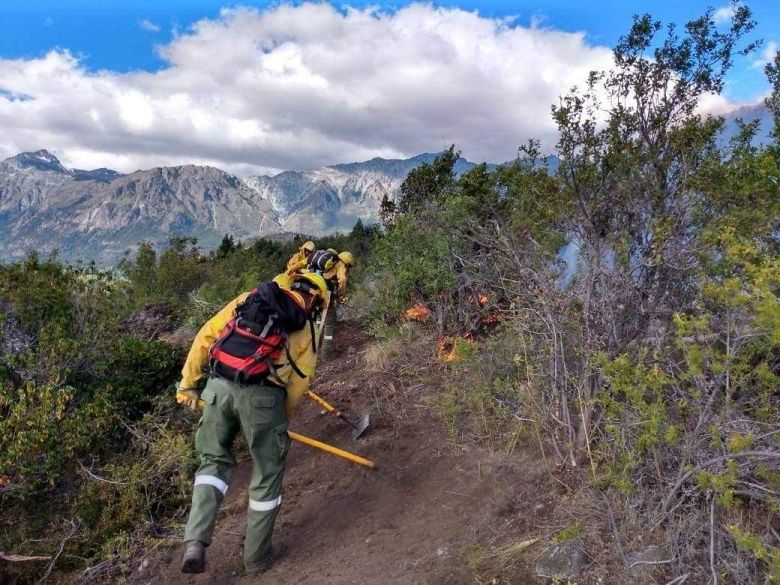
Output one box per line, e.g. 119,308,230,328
243,153,479,234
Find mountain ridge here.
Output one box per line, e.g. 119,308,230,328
1,101,767,265
0,152,280,264
243,152,482,234
0,149,494,264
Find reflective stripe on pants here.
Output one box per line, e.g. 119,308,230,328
183,376,290,571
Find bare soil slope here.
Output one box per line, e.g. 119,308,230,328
132,323,553,584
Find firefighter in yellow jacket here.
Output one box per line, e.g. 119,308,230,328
285,240,315,274
175,273,328,575
320,250,354,358
323,250,354,299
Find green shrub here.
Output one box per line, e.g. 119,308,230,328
73,407,197,562
0,382,105,491
95,337,184,413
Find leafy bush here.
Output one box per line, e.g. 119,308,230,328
0,254,188,582
365,7,779,582
72,405,197,566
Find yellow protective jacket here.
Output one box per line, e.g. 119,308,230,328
286,250,308,274
323,262,349,299
179,292,318,416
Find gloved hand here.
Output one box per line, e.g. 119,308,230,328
175,384,204,411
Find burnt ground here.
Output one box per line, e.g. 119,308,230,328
130,321,557,584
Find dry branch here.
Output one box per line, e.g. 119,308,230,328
0,553,52,562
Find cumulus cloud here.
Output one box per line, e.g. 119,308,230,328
713,5,735,25
139,19,161,33
752,40,778,69
1,3,619,175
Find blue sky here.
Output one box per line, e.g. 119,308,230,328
0,1,777,174
2,0,778,99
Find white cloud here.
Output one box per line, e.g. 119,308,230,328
713,5,734,25
752,40,778,69
1,3,619,175
139,19,162,33
697,91,762,116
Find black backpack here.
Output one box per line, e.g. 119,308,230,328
238,281,308,332
307,249,338,273
208,282,313,383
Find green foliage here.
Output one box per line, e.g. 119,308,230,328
118,223,382,326
727,524,780,582
369,147,565,334
0,5,777,582
552,5,759,353
370,212,458,319
552,521,583,544
123,241,158,302
0,338,181,494
397,146,459,214
0,252,76,335
156,237,206,302
120,237,207,311
0,382,83,489
0,254,187,580
596,356,673,464
366,6,778,583
216,233,239,258
72,407,197,562
96,337,184,412
765,50,780,143
379,193,396,229
493,145,567,252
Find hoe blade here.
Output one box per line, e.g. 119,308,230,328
350,412,371,440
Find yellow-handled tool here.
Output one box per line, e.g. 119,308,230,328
288,431,377,469
305,390,371,439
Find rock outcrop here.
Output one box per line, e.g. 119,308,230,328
0,151,281,264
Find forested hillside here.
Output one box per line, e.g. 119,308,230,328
1,6,778,584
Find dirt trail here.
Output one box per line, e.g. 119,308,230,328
133,322,553,584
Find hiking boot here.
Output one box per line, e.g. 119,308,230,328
181,540,206,574
245,543,288,575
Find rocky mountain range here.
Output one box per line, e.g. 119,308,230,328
0,104,770,265
0,150,479,264
0,151,280,264
244,153,477,234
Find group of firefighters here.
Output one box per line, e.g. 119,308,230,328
175,240,354,575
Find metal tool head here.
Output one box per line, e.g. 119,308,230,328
350,412,371,440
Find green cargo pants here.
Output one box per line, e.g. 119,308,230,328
183,376,291,572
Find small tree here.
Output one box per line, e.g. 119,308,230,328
216,234,237,258
124,242,157,302
764,51,780,144
379,194,396,230
398,146,459,214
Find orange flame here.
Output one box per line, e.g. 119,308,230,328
404,302,430,321
467,294,490,306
